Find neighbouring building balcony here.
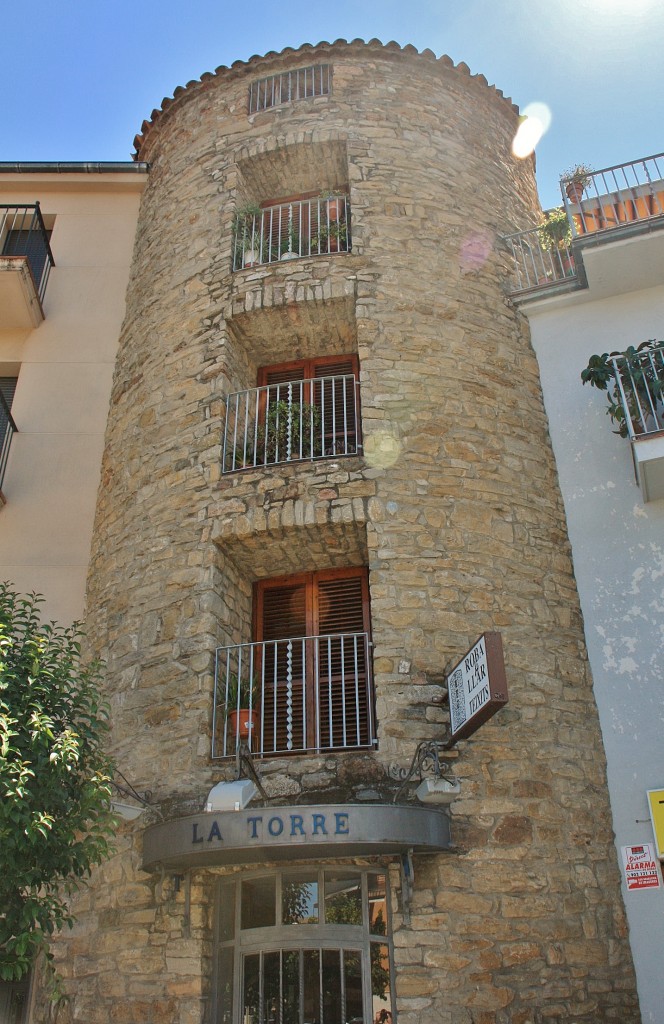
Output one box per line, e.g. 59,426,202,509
233,194,351,270
212,632,376,759
562,153,664,237
0,204,54,327
0,391,17,501
502,226,578,295
222,373,361,473
610,341,664,503
504,153,664,300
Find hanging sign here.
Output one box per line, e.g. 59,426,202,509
621,843,661,891
647,788,664,859
447,632,508,742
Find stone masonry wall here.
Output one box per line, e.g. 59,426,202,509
45,40,641,1024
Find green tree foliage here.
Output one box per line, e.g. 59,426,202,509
0,586,115,982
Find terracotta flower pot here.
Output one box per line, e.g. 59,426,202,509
229,709,259,748
565,180,586,204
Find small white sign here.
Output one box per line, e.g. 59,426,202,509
621,843,661,892
448,635,491,735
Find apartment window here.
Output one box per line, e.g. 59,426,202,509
248,64,332,113
0,377,18,496
214,868,394,1024
213,568,375,757
223,355,360,472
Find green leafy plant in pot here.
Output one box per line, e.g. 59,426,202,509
235,399,323,467
562,164,593,204
225,671,260,747
232,202,262,268
581,339,664,437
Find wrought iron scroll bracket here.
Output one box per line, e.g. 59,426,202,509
390,737,456,804
235,742,269,802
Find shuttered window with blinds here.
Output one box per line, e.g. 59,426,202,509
254,568,374,753
258,355,360,459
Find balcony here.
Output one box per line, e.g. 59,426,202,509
233,194,351,270
212,632,376,758
222,372,361,473
562,153,664,238
504,153,664,301
0,391,17,501
0,204,54,327
502,225,579,297
608,341,664,503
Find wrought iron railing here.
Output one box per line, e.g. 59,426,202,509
502,224,577,295
609,342,664,439
222,374,361,473
0,203,54,303
248,64,331,113
233,195,351,269
212,632,375,758
561,153,664,236
0,391,17,497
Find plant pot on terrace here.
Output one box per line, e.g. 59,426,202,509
563,164,593,204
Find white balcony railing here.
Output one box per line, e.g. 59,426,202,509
502,225,577,296
609,342,664,440
222,374,361,473
233,195,351,269
212,633,375,758
561,153,664,236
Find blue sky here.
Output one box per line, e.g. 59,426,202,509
3,0,662,209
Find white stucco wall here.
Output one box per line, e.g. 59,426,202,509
0,174,144,623
527,279,664,1024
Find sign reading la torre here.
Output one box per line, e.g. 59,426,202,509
142,803,451,872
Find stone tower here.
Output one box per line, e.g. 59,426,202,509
46,40,638,1024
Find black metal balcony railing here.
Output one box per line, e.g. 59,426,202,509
0,392,17,497
233,195,351,270
212,633,375,758
222,374,361,473
561,153,664,236
1,203,54,303
609,342,664,439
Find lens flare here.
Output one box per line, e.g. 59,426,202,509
512,102,552,159
364,431,401,469
459,229,492,273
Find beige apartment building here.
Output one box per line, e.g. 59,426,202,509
0,39,645,1024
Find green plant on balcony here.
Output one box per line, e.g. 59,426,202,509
537,207,572,251
311,220,348,253
225,671,259,710
232,202,262,267
581,340,664,437
234,399,323,466
563,164,594,202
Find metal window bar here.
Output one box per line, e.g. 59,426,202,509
232,195,351,270
0,391,17,495
248,64,331,113
222,373,361,473
212,632,375,758
0,203,55,303
502,224,577,295
561,153,664,236
609,343,664,439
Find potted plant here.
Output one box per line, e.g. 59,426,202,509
562,164,593,204
311,221,348,254
319,188,345,220
581,340,664,437
279,225,301,261
225,671,259,746
232,202,262,268
233,399,323,467
537,207,574,277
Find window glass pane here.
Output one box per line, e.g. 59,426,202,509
283,950,300,1024
371,943,393,1023
243,953,260,1024
242,876,276,929
216,946,234,1024
303,949,320,1024
368,873,388,936
264,951,280,1024
218,880,236,941
344,950,364,1024
322,949,342,1023
282,873,319,924
324,872,362,926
